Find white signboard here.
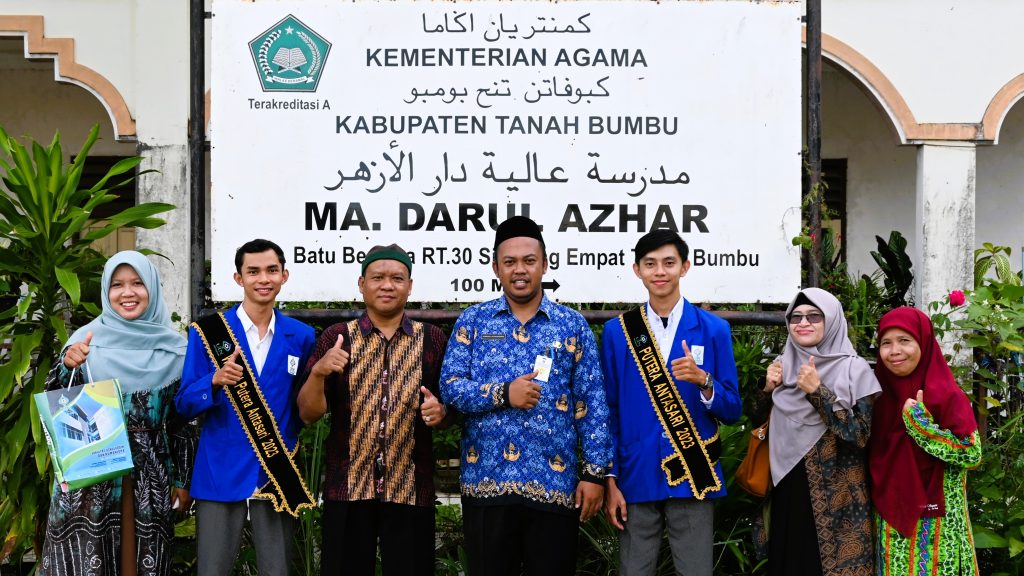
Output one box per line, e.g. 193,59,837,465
211,0,802,303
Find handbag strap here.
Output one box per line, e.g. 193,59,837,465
754,418,769,440
66,360,94,389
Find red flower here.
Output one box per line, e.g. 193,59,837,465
949,290,966,307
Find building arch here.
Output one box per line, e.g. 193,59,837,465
0,15,136,141
805,29,979,144
981,73,1024,144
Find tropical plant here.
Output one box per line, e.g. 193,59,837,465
170,516,198,575
974,242,1022,288
711,326,779,576
817,229,914,355
432,421,462,461
929,244,1024,574
820,263,885,356
435,503,467,575
0,125,174,561
870,230,914,308
294,415,331,574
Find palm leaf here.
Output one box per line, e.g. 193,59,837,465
54,267,81,307
82,203,175,240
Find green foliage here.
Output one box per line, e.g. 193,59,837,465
294,416,330,574
170,516,197,575
817,229,915,356
435,503,467,575
929,244,1024,574
820,263,886,356
819,226,842,275
870,230,914,308
0,125,173,561
432,421,462,461
710,326,780,576
974,243,1022,288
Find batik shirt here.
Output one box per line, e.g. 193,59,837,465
306,314,447,507
441,294,612,511
875,403,982,576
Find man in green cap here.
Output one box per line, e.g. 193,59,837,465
297,243,454,575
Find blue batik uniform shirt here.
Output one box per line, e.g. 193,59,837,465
441,294,612,511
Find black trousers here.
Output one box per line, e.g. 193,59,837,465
768,458,824,576
320,499,435,576
462,500,579,576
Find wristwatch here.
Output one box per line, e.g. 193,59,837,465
699,371,713,391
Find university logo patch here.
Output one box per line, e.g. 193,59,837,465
214,341,233,357
248,14,331,92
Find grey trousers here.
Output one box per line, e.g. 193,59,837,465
619,499,714,576
196,499,296,576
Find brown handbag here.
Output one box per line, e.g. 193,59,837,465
735,418,770,498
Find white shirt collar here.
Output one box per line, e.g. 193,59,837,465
236,304,276,340
646,297,685,360
645,298,685,331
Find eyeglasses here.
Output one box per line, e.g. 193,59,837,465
788,312,824,325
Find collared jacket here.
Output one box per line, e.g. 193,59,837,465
174,305,315,502
441,294,612,511
601,300,741,503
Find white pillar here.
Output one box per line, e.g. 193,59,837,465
136,145,191,321
914,141,975,315
132,2,192,322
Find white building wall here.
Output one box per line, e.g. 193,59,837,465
976,102,1024,265
820,63,917,279
132,1,191,320
822,0,1024,126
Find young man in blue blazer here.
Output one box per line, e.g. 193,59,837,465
600,231,741,576
175,239,316,576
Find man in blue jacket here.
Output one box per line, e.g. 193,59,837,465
600,230,741,576
441,216,612,575
175,239,316,576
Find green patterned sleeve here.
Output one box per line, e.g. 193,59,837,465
902,403,982,469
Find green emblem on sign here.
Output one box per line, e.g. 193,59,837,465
249,14,331,92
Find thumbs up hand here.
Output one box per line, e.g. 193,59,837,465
63,331,93,369
904,389,924,412
311,333,349,378
213,348,244,387
796,356,821,394
420,386,447,428
670,340,707,386
765,359,783,392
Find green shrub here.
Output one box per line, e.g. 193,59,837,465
0,125,173,561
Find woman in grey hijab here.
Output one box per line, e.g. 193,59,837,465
762,288,880,576
38,252,196,576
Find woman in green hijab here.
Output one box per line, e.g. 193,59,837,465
38,251,195,576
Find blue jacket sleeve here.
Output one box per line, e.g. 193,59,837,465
573,319,613,480
174,325,221,419
705,320,741,425
599,321,621,475
439,309,506,415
